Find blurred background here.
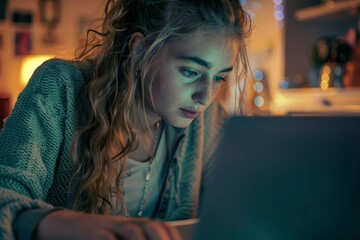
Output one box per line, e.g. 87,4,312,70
1,0,360,125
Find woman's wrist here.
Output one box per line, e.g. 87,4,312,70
34,209,71,240
13,208,61,240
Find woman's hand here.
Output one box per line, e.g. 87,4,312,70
35,210,181,240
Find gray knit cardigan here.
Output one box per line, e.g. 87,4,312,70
0,59,228,240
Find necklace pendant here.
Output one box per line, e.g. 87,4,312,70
145,172,151,181
138,210,143,217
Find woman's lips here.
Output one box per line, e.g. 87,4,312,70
180,108,200,119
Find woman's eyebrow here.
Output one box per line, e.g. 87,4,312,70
176,55,233,73
177,55,211,68
219,66,233,73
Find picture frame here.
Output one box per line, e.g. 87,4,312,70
15,31,32,55
39,0,60,28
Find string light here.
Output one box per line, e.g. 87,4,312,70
273,0,284,28
241,0,261,20
320,64,330,90
254,70,264,81
254,96,265,107
254,82,264,93
253,69,266,108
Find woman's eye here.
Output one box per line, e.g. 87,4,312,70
180,68,199,78
213,75,225,82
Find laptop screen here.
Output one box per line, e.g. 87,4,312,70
193,116,360,240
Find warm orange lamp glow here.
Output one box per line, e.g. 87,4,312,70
20,55,54,86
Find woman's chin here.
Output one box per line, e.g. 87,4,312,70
167,117,196,129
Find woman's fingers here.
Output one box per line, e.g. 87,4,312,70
107,219,181,240
141,221,182,240
89,228,118,240
113,223,146,240
37,210,181,240
160,222,182,240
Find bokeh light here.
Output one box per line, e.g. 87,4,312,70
254,96,265,107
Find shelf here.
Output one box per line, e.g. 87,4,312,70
294,0,360,21
270,87,360,115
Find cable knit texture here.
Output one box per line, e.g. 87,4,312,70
0,59,228,239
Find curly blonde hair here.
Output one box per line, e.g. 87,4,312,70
71,0,251,215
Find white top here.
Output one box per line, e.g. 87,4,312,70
117,127,168,217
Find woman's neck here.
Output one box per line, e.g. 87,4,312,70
128,118,163,162
123,107,163,162
135,106,161,132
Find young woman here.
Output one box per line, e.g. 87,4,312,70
0,0,251,239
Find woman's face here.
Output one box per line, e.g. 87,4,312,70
150,34,237,128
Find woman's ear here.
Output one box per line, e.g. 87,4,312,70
129,32,145,56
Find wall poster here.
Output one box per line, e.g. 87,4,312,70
14,31,32,55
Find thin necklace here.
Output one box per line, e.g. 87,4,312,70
121,120,162,217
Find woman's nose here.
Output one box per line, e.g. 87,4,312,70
191,75,212,105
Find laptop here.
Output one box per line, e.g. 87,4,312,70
190,116,360,240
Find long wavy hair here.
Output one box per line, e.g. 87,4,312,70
71,0,252,215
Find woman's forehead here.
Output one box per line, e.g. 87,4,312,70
164,35,238,66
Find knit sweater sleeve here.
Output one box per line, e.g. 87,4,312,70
0,60,77,240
